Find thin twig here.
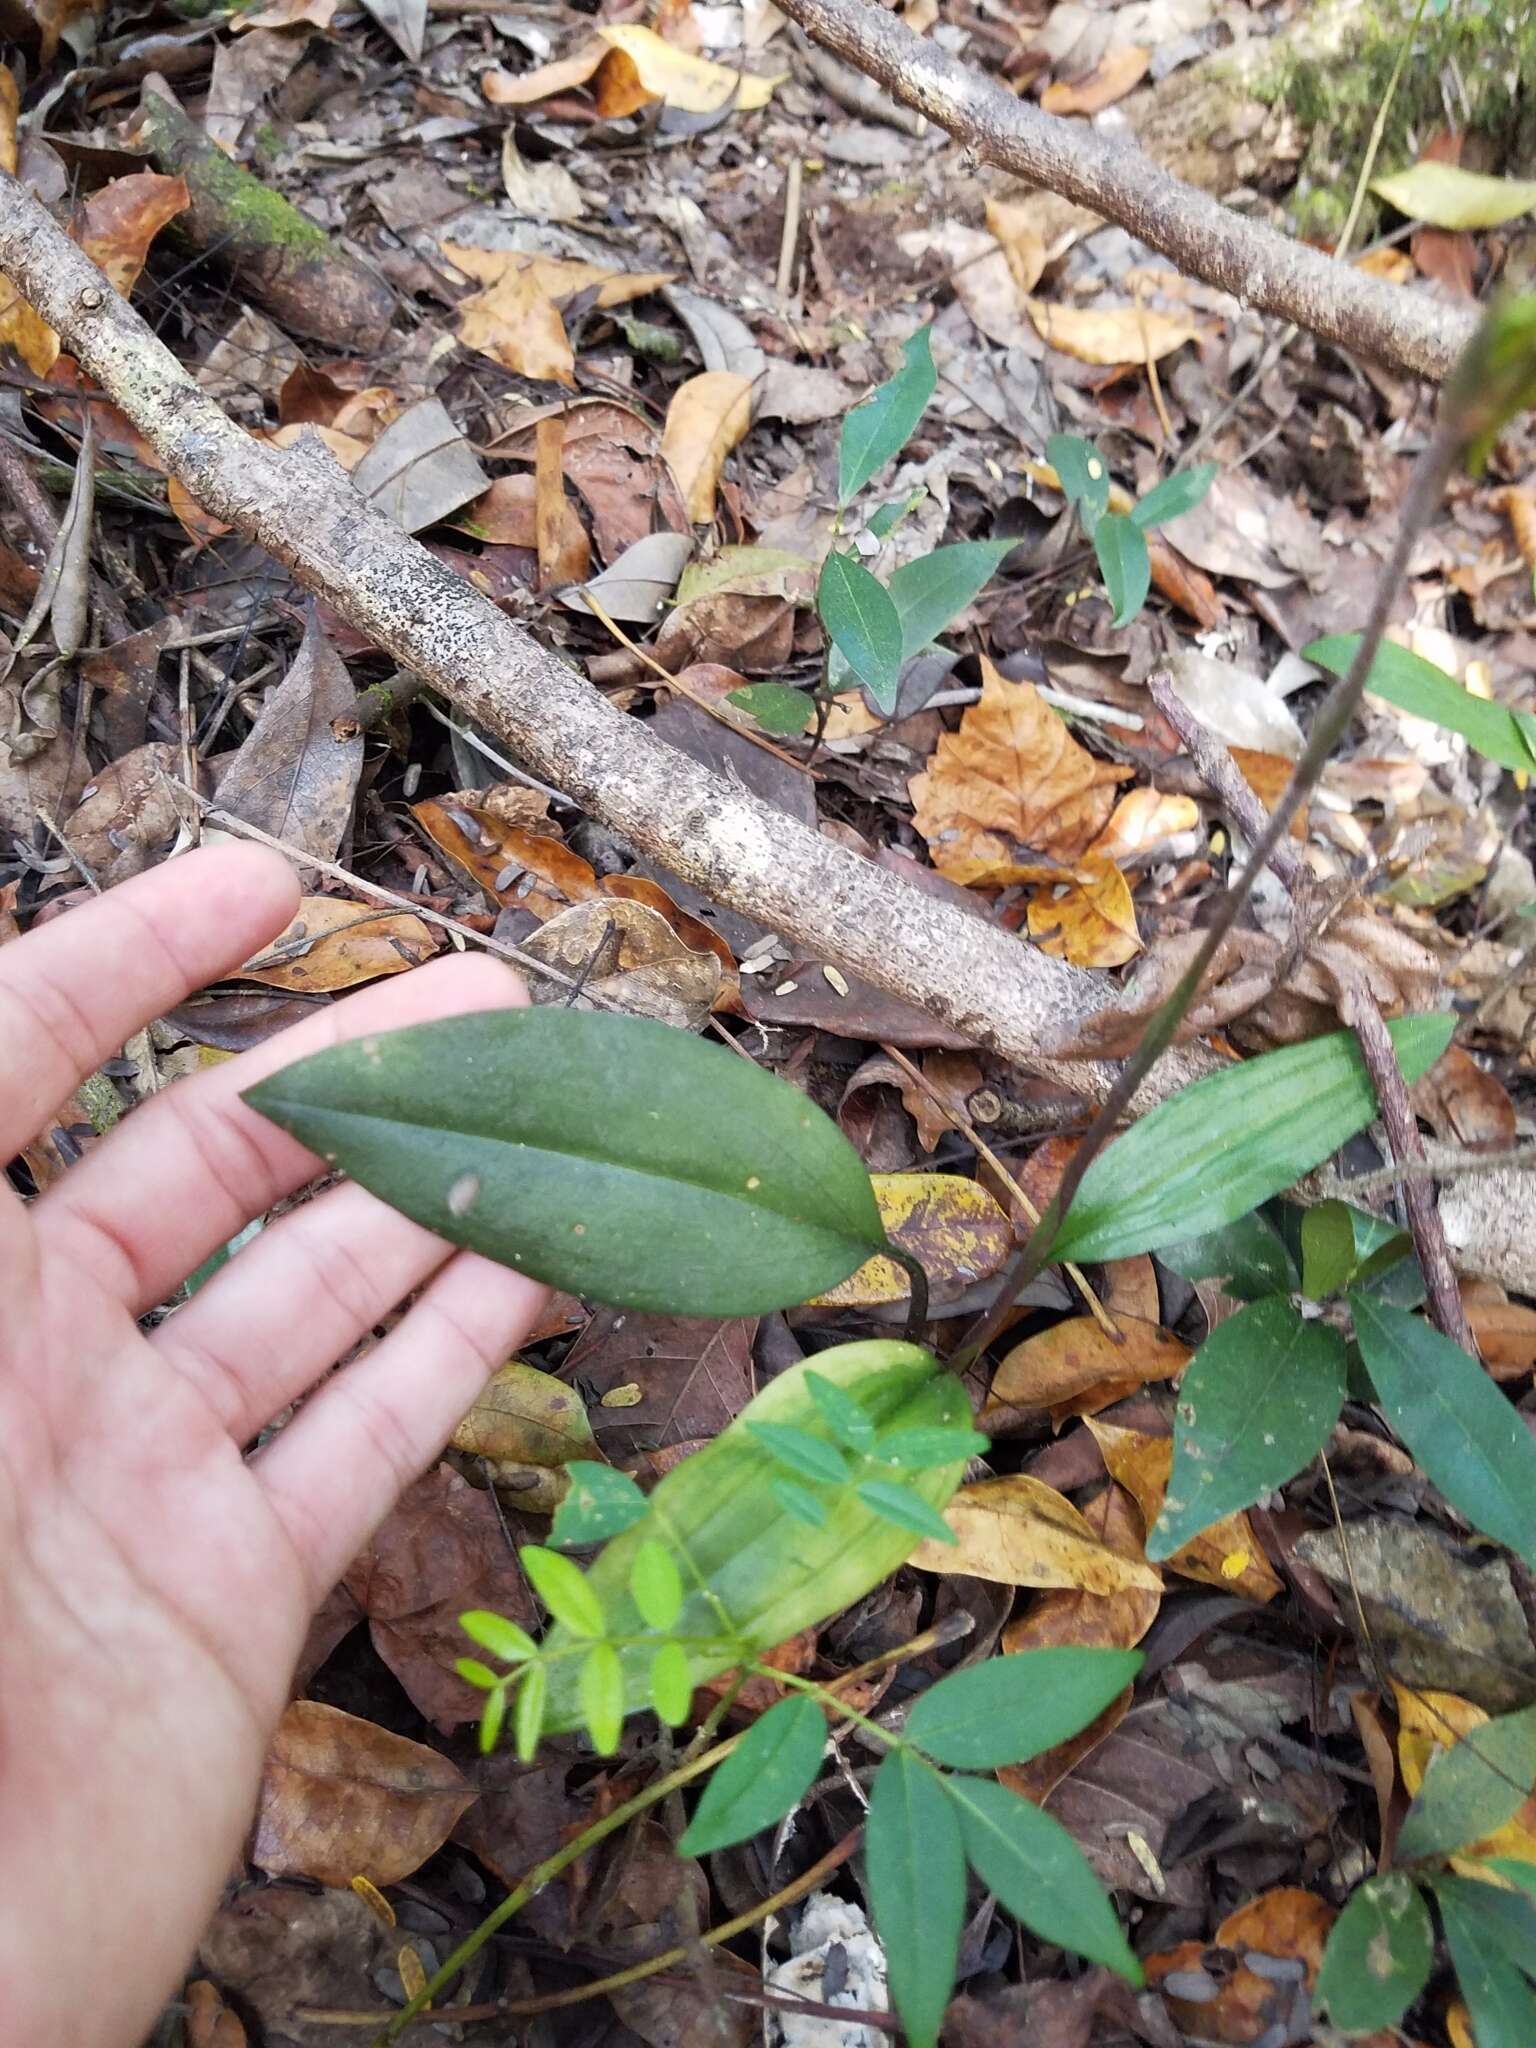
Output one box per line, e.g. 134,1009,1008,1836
777,157,804,300
1321,1145,1536,1197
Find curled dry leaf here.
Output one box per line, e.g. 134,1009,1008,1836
909,1473,1165,1594
1027,298,1198,367
235,896,437,992
661,371,754,524
453,1358,597,1511
1086,1417,1282,1603
900,1050,986,1153
520,896,723,1027
990,1315,1190,1413
1040,43,1150,115
1025,854,1141,968
481,41,609,105
807,1172,1013,1307
76,172,190,297
252,1700,475,1887
594,23,785,111
1087,787,1200,866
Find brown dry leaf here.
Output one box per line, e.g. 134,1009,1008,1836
600,873,740,1007
168,473,231,548
808,1172,1012,1307
910,658,1130,885
1087,787,1200,865
909,1474,1164,1593
63,740,188,883
1462,1286,1536,1380
184,1978,248,2048
900,1050,985,1153
1027,297,1197,367
1099,1255,1161,1324
535,415,591,589
984,196,1046,292
1147,534,1225,630
594,24,784,110
999,1686,1132,1806
990,1315,1190,1412
1394,1682,1536,1873
76,172,190,297
481,41,608,105
236,0,336,26
1148,1888,1334,2044
1002,1481,1161,1653
565,1308,756,1456
235,896,437,991
216,611,362,867
456,268,574,388
1041,43,1150,115
661,371,753,525
521,897,722,1027
1087,1417,1282,1602
1412,1043,1517,1149
1229,745,1308,838
252,1700,474,1886
456,473,537,547
1026,855,1140,967
443,244,675,309
413,796,599,918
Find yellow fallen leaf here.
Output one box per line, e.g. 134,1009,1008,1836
807,1173,1012,1308
594,24,785,111
661,371,752,524
909,1474,1164,1594
442,244,674,310
455,268,575,387
1026,297,1197,367
1087,1417,1282,1603
1026,854,1140,967
0,277,59,378
453,1360,596,1468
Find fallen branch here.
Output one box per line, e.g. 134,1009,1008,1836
773,0,1475,383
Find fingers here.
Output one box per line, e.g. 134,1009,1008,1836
254,1252,548,1600
0,845,299,1166
153,1179,465,1442
36,949,531,1316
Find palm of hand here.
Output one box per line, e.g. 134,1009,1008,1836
0,846,546,2047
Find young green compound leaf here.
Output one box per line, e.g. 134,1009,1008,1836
771,1476,828,1527
1317,1872,1433,2032
649,1641,693,1726
1397,1702,1536,1859
805,1370,876,1452
1350,1292,1536,1569
1093,513,1151,627
856,1479,957,1544
580,1641,624,1754
866,1748,966,2048
459,1609,538,1664
480,1683,507,1757
1050,1015,1456,1265
1436,1874,1536,2046
838,325,936,506
944,1776,1142,1982
551,1462,649,1548
243,1010,887,1319
726,682,812,736
747,1421,850,1486
818,551,903,708
1305,635,1536,775
514,1661,546,1761
629,1540,684,1632
455,1658,501,1691
520,1545,605,1636
1149,1299,1346,1559
678,1695,827,1855
1047,433,1110,533
904,1649,1142,1769
1157,1211,1298,1300
1130,463,1217,529
874,1426,990,1470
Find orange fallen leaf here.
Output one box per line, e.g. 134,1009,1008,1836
1086,787,1200,865
1147,535,1225,629
1148,1888,1334,2044
1027,297,1197,367
1087,1416,1282,1602
77,172,190,297
594,24,784,111
455,268,575,387
1462,1288,1536,1380
455,473,538,547
413,797,599,920
235,897,438,992
1026,853,1140,967
481,41,609,105
535,415,591,589
909,1473,1164,1594
1041,43,1150,115
661,371,753,524
990,1314,1190,1411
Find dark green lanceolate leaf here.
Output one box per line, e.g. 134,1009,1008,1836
580,1641,624,1753
243,1010,886,1318
1436,1875,1536,2048
1306,635,1536,775
1443,1880,1536,1981
747,1421,849,1486
459,1610,537,1665
521,1545,605,1636
805,1370,876,1452
726,682,812,735
539,1342,971,1731
551,1462,648,1548
818,551,904,708
855,1479,957,1544
887,541,1015,658
1047,433,1110,533
1301,1200,1361,1300
903,1649,1142,1770
867,1750,966,2048
629,1540,683,1631
1150,1299,1346,1559
1131,464,1218,530
1317,1873,1433,2032
1158,1211,1298,1300
944,1776,1142,1983
1050,1015,1455,1266
1093,513,1151,627
1350,1293,1536,1569
1397,1702,1536,1859
874,1425,990,1470
838,325,936,507
678,1695,827,1855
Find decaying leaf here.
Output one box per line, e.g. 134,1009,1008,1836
1025,854,1141,968
1148,1887,1334,2044
661,372,753,524
990,1316,1190,1413
453,1359,597,1512
234,897,437,992
215,611,362,866
1087,1418,1282,1603
76,171,190,297
520,896,723,1027
807,1172,1012,1306
1027,298,1198,366
910,1474,1164,1594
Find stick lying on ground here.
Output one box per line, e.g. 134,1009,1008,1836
774,0,1475,384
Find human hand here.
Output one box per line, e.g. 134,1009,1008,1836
0,845,549,2046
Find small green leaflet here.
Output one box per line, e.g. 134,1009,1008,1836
1397,1701,1536,1859
678,1695,827,1854
551,1462,648,1548
726,682,812,735
818,551,904,709
514,1661,546,1760
1158,1211,1298,1300
805,1370,876,1452
1316,1873,1432,2032
520,1545,605,1636
1131,464,1217,529
629,1540,683,1631
1049,1014,1455,1265
866,1749,966,2048
1047,433,1110,533
1305,634,1536,775
1350,1292,1536,1569
649,1641,692,1725
1150,1299,1346,1559
903,1649,1141,1769
480,1684,507,1754
856,1479,957,1544
1093,513,1151,627
459,1609,537,1665
456,1657,501,1691
1436,1874,1536,2048
748,1421,849,1486
866,486,927,539
838,325,936,506
771,1476,827,1526
580,1641,624,1753
1371,161,1536,230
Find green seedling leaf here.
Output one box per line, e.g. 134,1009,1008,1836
726,682,812,735
1131,463,1218,529
1444,1880,1536,1981
679,1695,827,1854
1351,1293,1536,1569
629,1540,683,1631
874,1426,990,1470
805,1370,876,1452
1436,1875,1536,2047
539,1342,972,1731
866,486,927,539
1306,635,1536,774
771,1476,828,1526
580,1641,624,1754
1151,1299,1345,1559
455,1657,501,1691
551,1462,649,1548
887,540,1015,657
1158,1211,1298,1300
520,1545,605,1637
649,1641,693,1726
1301,1199,1360,1300
856,1479,957,1544
747,1421,850,1486
459,1610,537,1665
480,1684,507,1755
838,325,936,506
945,1776,1143,1982
1485,1859,1536,1899
514,1661,546,1761
1051,1015,1455,1265
243,1010,887,1319
818,551,903,708
867,1749,966,2048
1397,1702,1536,1859
1093,514,1151,627
1047,433,1110,533
1372,161,1536,230
905,1649,1142,1769
1317,1872,1433,2032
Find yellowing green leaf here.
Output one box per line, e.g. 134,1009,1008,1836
1372,161,1536,230
807,1174,1012,1308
